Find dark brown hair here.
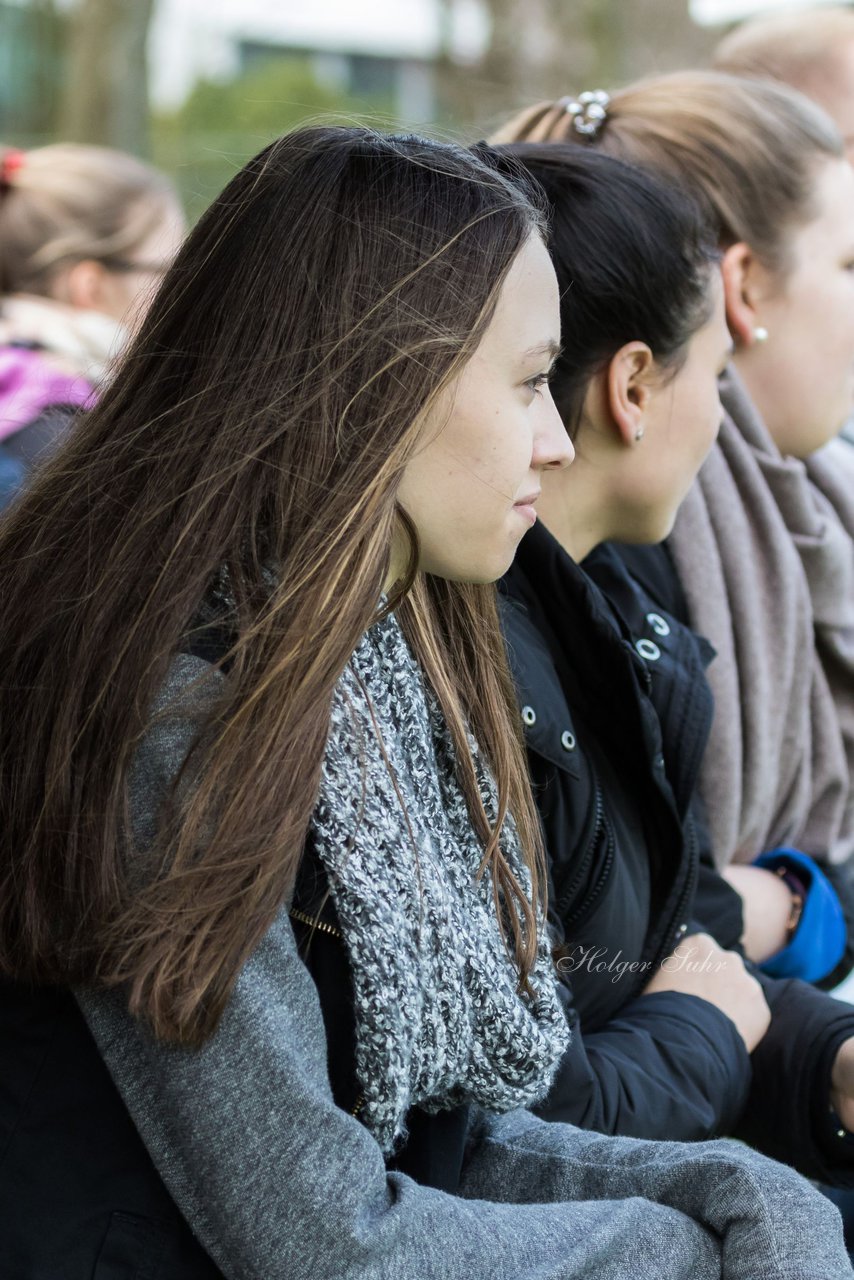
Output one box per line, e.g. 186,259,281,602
492,142,718,434
0,126,547,1044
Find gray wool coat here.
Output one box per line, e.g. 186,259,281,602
77,647,852,1280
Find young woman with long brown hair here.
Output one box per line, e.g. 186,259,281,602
0,125,846,1279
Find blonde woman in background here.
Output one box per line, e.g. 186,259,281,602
714,4,854,447
495,72,854,986
0,143,184,500
715,5,854,162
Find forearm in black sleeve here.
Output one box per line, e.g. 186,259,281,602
736,969,854,1185
536,982,751,1142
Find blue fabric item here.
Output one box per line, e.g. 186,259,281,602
0,447,24,510
756,847,847,984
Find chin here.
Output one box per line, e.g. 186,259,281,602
427,561,508,586
425,531,525,585
620,513,675,547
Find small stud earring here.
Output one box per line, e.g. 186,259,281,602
753,326,769,343
635,426,645,442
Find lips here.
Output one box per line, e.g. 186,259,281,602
513,490,540,526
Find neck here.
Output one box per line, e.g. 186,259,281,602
535,462,615,564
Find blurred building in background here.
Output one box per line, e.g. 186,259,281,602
148,0,488,123
0,0,850,217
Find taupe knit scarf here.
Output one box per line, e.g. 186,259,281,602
668,366,854,869
310,610,570,1155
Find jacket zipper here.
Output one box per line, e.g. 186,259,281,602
560,779,616,932
624,814,698,1005
289,905,365,1116
289,905,342,938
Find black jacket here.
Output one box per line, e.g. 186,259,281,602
0,886,470,1280
616,539,854,990
0,657,469,1280
502,520,854,1184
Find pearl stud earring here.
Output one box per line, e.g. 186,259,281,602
753,326,769,343
635,426,645,441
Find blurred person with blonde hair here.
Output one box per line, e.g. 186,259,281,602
714,5,854,161
0,142,184,501
714,4,854,447
495,71,854,992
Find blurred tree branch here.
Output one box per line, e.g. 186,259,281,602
27,0,63,134
60,0,155,155
438,0,716,134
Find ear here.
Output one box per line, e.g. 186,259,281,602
61,259,111,311
721,242,764,348
605,341,655,447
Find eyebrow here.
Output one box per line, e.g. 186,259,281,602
523,340,563,361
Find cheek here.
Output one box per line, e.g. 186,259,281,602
700,386,722,441
449,406,530,493
676,382,720,462
805,291,854,401
799,277,854,365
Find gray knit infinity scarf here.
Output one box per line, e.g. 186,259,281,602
310,610,569,1155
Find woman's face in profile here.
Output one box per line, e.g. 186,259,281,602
738,156,854,458
396,234,573,584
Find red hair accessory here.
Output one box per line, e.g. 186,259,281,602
0,149,25,190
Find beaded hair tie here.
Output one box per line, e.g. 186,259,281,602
560,90,610,140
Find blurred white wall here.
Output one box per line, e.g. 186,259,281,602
691,0,849,25
148,0,487,109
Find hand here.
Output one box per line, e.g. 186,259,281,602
722,865,793,962
643,932,771,1054
831,1037,854,1132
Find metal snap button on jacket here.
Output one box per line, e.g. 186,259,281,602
635,638,661,662
646,612,671,637
560,730,576,751
521,705,537,726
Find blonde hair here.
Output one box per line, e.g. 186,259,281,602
0,143,177,296
714,6,854,97
493,70,843,276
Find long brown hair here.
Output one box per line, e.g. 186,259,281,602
494,70,842,275
0,126,547,1045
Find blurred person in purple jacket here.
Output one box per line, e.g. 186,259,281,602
0,142,184,503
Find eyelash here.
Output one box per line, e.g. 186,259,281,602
525,372,552,397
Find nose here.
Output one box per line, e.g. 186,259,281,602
533,390,574,470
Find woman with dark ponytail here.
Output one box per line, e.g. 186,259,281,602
497,71,854,967
487,136,854,1185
